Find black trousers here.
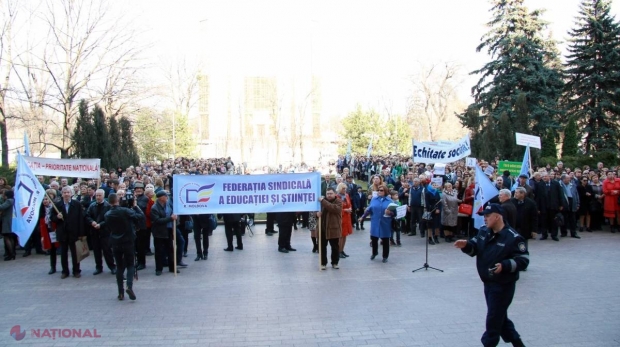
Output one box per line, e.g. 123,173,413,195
481,282,520,347
91,231,115,271
320,232,339,266
3,233,17,258
194,227,209,255
355,209,365,227
154,236,173,272
112,241,134,293
60,238,80,275
181,228,190,253
410,206,424,234
49,243,57,270
543,209,559,237
24,227,43,253
561,206,577,236
136,228,150,266
300,212,309,228
224,222,243,248
371,236,390,259
265,213,275,232
278,224,292,249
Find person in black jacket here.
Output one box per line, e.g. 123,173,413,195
540,172,564,241
192,214,213,260
150,191,178,276
219,213,243,251
104,193,144,301
498,189,517,228
51,186,86,279
511,187,538,248
351,186,367,230
85,189,116,275
454,204,528,347
275,211,297,253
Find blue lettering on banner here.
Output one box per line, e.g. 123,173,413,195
173,173,321,215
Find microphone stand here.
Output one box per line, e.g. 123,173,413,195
412,201,444,273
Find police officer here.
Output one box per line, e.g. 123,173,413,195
454,203,529,347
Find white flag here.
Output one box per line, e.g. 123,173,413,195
12,153,45,247
472,164,499,229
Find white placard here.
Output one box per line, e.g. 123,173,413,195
372,191,378,199
484,166,495,176
431,177,443,186
433,163,446,176
49,231,57,243
515,132,541,149
395,205,407,219
466,157,477,167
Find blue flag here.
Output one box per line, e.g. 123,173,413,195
346,140,351,162
12,153,46,246
473,164,499,229
23,132,31,157
366,138,373,158
511,145,530,191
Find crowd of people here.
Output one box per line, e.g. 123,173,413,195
1,154,618,298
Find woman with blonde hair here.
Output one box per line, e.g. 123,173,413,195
336,183,353,258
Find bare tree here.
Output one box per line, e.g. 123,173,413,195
267,80,284,165
0,0,18,167
160,55,199,157
408,61,465,141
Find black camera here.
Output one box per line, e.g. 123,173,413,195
122,189,134,207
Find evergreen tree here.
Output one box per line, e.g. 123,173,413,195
72,100,95,158
479,118,498,161
108,115,121,168
171,112,195,158
497,112,516,160
133,108,171,162
92,105,111,168
512,93,531,158
340,105,381,154
540,129,558,158
564,0,620,155
119,116,139,168
562,118,579,158
459,0,564,140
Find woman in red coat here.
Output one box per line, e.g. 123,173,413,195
602,171,620,232
337,183,353,259
463,177,476,206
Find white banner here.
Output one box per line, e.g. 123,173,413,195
23,157,101,178
515,132,541,149
173,172,321,215
413,134,471,164
433,163,446,175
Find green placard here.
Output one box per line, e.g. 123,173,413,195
498,161,522,176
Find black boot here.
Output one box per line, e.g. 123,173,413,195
428,237,435,245
311,237,318,253
434,236,440,244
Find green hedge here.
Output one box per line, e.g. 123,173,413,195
537,151,618,170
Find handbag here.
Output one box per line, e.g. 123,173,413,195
458,204,473,216
75,237,90,263
422,211,433,220
208,214,217,231
184,219,194,231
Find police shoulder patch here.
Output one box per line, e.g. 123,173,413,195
518,242,526,252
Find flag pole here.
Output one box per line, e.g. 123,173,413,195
173,222,177,277
528,146,532,177
318,215,322,270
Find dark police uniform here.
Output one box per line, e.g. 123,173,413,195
460,205,529,347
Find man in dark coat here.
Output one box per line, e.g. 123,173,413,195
85,189,116,275
51,186,86,279
219,213,243,251
352,186,367,230
150,191,178,276
104,193,144,301
511,187,538,247
498,189,517,229
275,211,297,253
540,172,564,241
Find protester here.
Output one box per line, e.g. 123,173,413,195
318,187,342,270
359,183,393,263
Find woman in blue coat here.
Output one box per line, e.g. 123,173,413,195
359,183,393,263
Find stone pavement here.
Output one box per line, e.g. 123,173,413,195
0,225,619,347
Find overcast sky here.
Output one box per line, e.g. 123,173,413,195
129,0,619,117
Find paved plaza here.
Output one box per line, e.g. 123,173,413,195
0,225,619,347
